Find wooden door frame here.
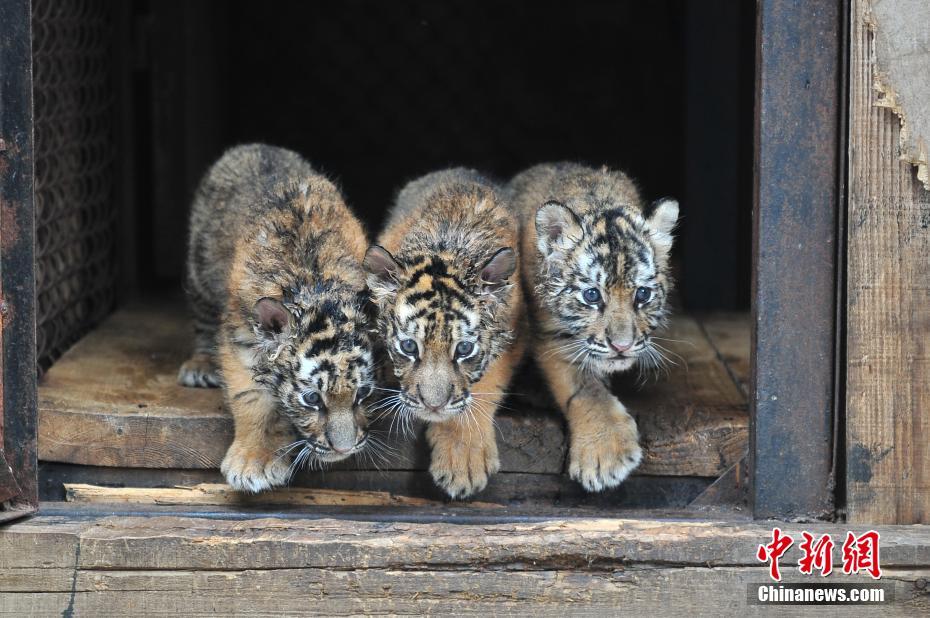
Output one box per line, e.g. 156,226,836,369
2,0,857,522
752,0,847,520
0,0,38,518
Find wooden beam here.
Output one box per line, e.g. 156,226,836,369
4,514,930,570
846,0,930,524
0,0,38,510
63,482,504,509
1,514,929,614
1,566,927,615
752,0,842,521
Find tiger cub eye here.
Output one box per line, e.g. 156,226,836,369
400,338,418,356
300,391,322,408
582,288,602,304
634,286,653,305
455,341,475,358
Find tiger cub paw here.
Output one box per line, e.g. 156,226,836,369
221,441,291,493
178,353,221,388
569,413,642,492
428,428,501,500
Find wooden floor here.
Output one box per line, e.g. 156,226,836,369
37,302,749,507
1,512,929,615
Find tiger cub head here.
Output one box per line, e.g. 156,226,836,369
244,289,374,461
534,197,679,375
363,246,517,422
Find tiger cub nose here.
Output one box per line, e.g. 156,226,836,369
417,383,452,411
607,337,633,353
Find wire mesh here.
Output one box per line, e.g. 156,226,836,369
32,0,117,373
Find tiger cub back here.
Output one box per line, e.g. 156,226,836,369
364,168,524,498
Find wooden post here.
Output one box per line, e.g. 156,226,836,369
752,0,843,520
0,0,38,513
846,0,930,524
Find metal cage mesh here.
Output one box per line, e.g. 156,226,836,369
32,0,117,373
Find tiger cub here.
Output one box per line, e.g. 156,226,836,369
178,144,376,492
364,169,523,499
508,163,679,492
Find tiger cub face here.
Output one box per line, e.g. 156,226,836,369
243,291,374,461
534,198,678,376
363,247,516,421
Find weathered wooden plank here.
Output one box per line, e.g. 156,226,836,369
3,514,930,571
3,514,927,572
38,304,749,479
1,513,928,616
1,567,927,616
701,313,751,395
63,483,504,509
41,466,711,511
846,0,930,525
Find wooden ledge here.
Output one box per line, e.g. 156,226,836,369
38,302,749,479
3,513,929,569
1,513,929,614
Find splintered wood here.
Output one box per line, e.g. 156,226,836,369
38,302,749,484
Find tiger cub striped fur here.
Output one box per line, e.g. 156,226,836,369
364,168,523,499
508,162,679,492
179,144,376,493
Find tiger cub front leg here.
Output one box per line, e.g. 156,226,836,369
427,411,499,500
218,346,296,493
426,349,521,499
178,308,222,388
538,349,642,492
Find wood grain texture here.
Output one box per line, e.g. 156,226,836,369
2,567,927,616
38,304,748,478
701,313,751,396
63,482,504,509
1,514,929,615
847,0,930,524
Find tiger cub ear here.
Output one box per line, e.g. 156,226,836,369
479,247,517,293
253,297,293,338
535,201,583,257
645,197,679,263
364,245,401,296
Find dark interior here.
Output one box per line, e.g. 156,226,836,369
123,0,754,310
